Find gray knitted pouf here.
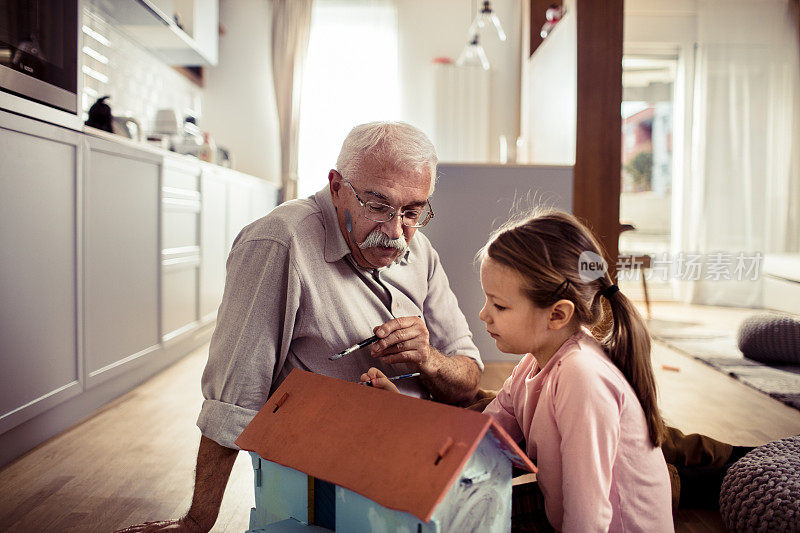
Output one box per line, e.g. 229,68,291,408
738,314,800,364
719,435,800,532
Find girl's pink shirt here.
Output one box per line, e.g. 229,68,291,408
483,330,673,532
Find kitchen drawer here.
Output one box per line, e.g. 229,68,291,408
163,209,200,249
161,255,200,341
162,184,200,250
163,157,200,191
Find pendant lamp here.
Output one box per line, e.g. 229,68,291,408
456,34,490,70
467,1,506,42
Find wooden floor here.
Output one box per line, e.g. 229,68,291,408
1,302,798,532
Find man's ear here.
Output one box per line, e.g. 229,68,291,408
329,169,342,195
549,300,575,330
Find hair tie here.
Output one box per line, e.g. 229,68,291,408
600,284,620,299
553,279,571,299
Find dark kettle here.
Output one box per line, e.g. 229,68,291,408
85,95,113,133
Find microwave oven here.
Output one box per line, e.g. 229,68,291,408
0,0,79,115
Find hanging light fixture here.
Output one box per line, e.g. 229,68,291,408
467,1,506,42
456,34,490,70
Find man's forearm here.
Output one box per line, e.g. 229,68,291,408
420,352,481,404
186,435,239,531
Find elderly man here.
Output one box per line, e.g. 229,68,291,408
118,122,482,533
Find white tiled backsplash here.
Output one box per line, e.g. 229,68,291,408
80,6,202,133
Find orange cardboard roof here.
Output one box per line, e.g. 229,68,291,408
235,369,535,522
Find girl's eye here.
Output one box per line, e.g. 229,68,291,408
494,304,506,311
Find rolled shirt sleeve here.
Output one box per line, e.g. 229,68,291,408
196,235,301,449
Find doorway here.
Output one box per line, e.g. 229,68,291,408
619,54,677,302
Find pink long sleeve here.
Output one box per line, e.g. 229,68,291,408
553,355,623,531
482,353,536,444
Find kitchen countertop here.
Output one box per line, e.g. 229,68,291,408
82,125,278,186
83,124,205,162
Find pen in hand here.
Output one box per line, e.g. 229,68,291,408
360,372,421,386
330,315,424,361
329,334,380,360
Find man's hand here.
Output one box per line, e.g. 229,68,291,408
370,316,481,404
114,515,204,533
370,316,440,374
114,436,237,533
360,367,400,392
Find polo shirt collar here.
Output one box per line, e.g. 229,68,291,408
315,186,413,266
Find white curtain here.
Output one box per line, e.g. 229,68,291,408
272,0,314,203
296,0,400,199
677,0,800,307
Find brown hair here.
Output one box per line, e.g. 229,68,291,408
479,209,666,447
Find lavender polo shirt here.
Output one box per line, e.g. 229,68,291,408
197,186,482,449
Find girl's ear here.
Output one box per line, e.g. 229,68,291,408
549,300,575,330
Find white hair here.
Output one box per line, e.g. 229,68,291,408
336,121,438,195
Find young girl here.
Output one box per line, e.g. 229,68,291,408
475,209,673,532
363,209,673,532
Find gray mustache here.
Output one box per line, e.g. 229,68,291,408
359,229,407,251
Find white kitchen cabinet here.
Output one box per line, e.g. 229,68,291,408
199,167,228,322
173,0,219,65
225,171,279,251
161,158,202,342
0,114,279,466
0,112,82,435
83,136,162,387
200,166,279,322
226,177,253,252
94,0,219,66
250,177,279,224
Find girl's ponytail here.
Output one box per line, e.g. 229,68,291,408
600,283,666,447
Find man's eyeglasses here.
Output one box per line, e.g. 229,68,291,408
343,180,434,228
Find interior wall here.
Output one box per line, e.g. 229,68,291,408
424,164,574,362
202,0,281,183
521,0,577,165
624,0,696,44
397,0,521,162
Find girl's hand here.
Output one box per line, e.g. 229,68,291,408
360,367,399,393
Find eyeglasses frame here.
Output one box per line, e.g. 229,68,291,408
342,179,435,228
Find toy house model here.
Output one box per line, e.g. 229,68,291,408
235,369,536,532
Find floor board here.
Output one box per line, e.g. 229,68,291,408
1,302,797,532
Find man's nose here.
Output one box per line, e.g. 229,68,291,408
382,213,404,239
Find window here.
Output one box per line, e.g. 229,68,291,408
297,0,400,199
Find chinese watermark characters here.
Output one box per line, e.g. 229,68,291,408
615,252,763,282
